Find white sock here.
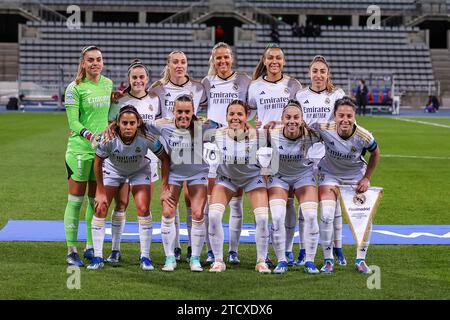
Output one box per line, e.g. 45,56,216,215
138,215,152,258
191,218,206,257
269,199,287,262
334,200,343,248
301,202,319,262
298,206,305,250
208,203,225,262
91,216,106,258
174,207,181,248
204,196,212,251
254,207,269,263
186,207,192,247
111,210,126,251
357,224,372,260
319,200,336,260
285,197,296,252
228,196,243,253
161,216,176,256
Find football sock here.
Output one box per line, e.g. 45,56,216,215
208,203,225,262
85,197,95,247
92,216,106,258
298,205,305,250
254,207,270,263
161,216,176,257
228,196,243,253
269,199,287,262
285,197,296,252
138,215,152,259
301,202,319,262
186,207,192,247
191,218,206,257
64,195,84,247
111,210,126,251
357,224,372,260
320,200,336,260
334,200,343,248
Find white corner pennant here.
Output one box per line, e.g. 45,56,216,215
337,185,384,248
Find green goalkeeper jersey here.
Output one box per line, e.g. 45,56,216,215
65,75,113,154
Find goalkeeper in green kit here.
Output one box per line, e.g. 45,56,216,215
64,46,113,266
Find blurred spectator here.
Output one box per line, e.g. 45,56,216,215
270,23,280,43
305,21,315,37
298,24,305,37
424,95,440,113
356,79,369,116
292,22,299,37
215,25,225,43
313,23,321,36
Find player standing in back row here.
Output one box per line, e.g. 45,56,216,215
151,51,207,262
105,60,162,264
248,43,302,266
64,45,113,267
202,42,251,264
295,55,346,267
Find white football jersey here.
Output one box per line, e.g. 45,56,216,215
146,118,211,180
97,133,163,176
109,92,162,165
269,128,321,178
248,74,302,127
202,72,251,126
213,128,268,184
296,87,345,159
315,122,377,178
151,77,207,118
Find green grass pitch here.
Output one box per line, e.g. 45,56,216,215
0,113,449,299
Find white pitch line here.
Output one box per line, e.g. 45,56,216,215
382,154,450,160
391,117,450,128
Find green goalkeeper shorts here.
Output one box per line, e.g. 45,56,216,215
65,151,96,182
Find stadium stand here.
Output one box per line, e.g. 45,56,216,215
235,24,436,95
3,0,447,108
19,21,213,86
243,0,418,11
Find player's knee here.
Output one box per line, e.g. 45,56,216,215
191,210,203,222
320,200,336,224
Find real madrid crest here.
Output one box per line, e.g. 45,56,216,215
353,193,366,206
135,147,142,153
148,104,153,112
284,87,289,94
325,97,330,104
351,146,357,153
233,83,239,91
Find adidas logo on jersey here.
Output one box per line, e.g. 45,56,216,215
260,91,266,95
114,149,120,153
201,177,206,180
211,85,216,89
165,93,171,97
145,176,150,180
257,180,263,184
279,145,283,150
303,100,309,104
222,147,227,151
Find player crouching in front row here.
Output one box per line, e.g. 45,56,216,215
87,105,172,271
